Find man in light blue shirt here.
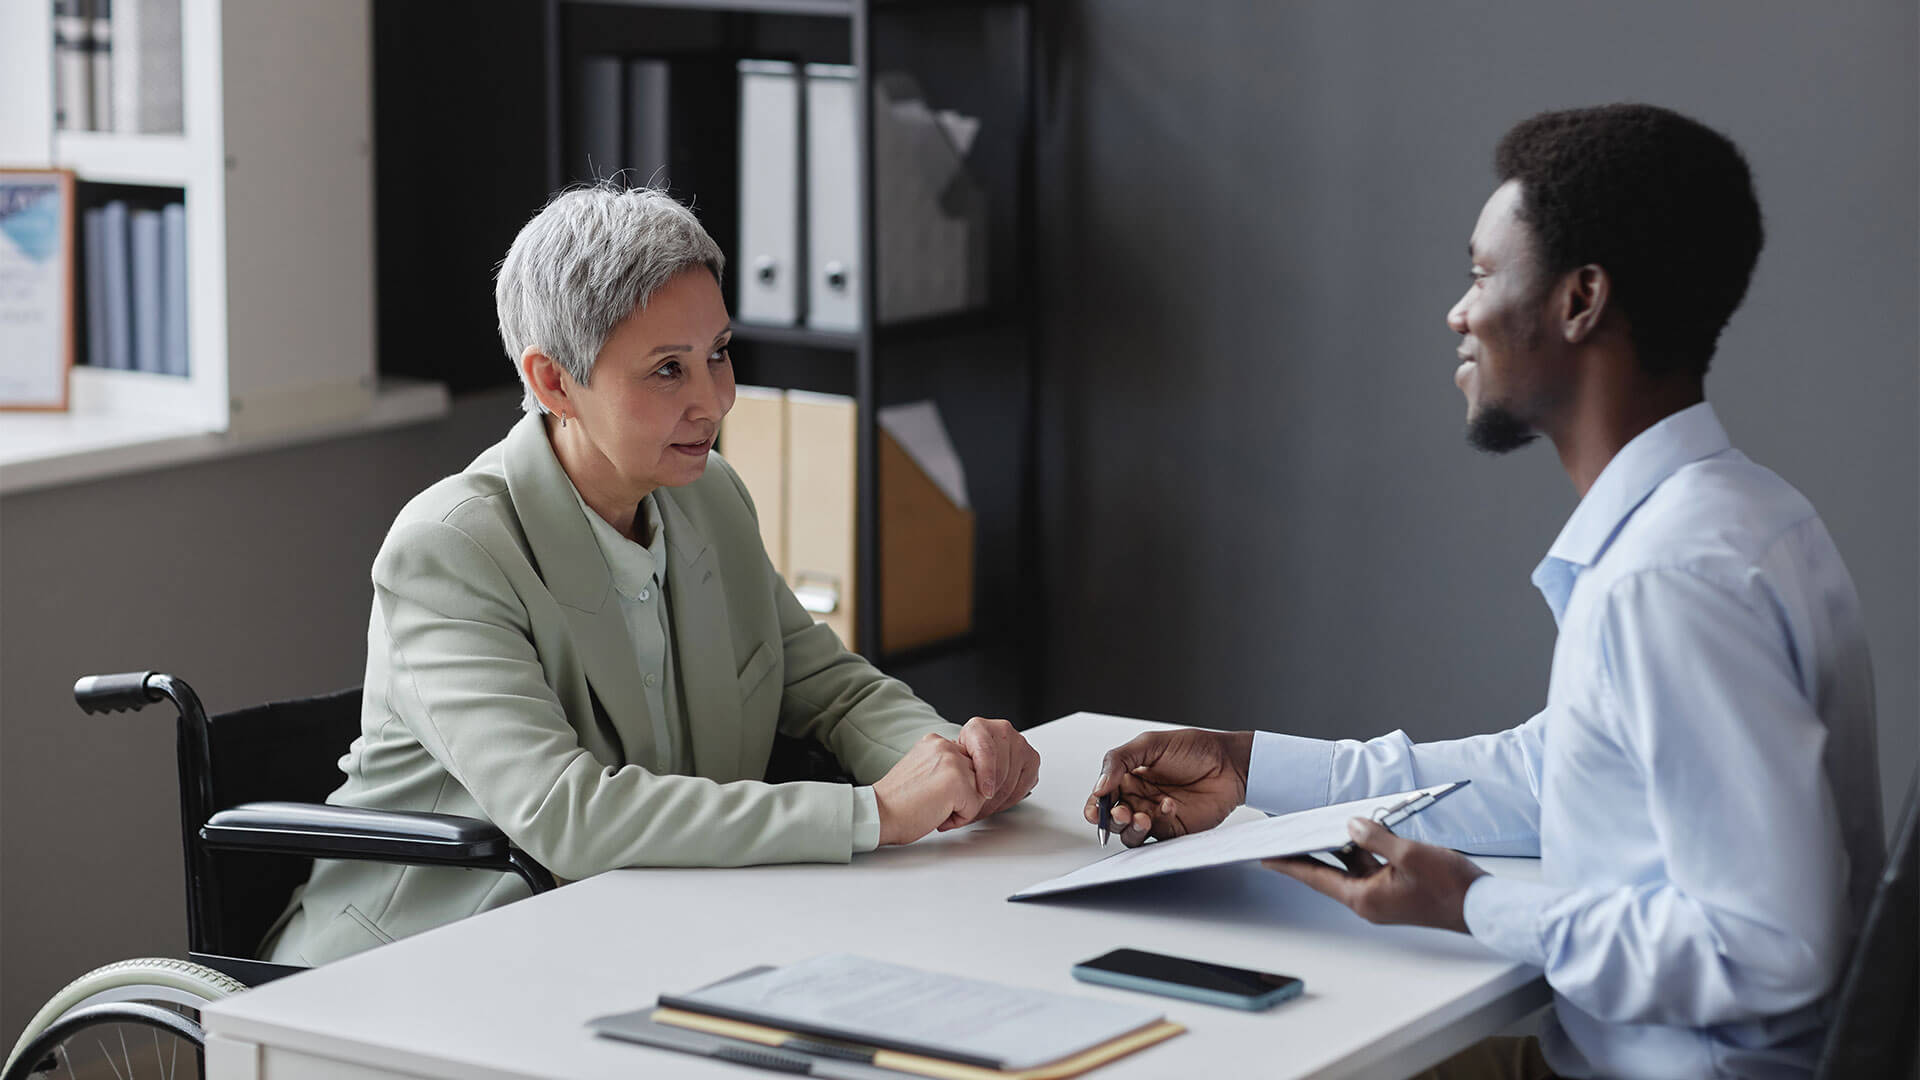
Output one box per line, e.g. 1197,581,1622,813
1085,105,1884,1079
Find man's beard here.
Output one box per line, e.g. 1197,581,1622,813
1466,403,1539,454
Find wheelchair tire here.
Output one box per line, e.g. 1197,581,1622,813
3,957,246,1078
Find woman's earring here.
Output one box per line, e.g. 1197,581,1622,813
560,413,569,429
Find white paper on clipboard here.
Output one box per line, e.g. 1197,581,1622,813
1009,781,1469,901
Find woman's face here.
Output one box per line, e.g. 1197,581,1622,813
567,268,735,496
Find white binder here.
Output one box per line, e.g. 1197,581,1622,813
737,60,800,326
804,64,861,333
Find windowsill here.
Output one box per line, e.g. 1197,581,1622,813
0,377,450,496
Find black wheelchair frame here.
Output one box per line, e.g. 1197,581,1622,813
3,672,558,1080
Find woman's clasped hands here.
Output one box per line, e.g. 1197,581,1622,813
873,717,1040,846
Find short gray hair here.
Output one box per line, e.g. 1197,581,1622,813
496,184,726,414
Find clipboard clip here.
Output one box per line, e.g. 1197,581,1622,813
1333,781,1469,861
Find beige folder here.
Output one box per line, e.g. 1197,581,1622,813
878,418,974,654
719,385,789,576
727,388,975,656
784,390,859,650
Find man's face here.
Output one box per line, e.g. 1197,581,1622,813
1446,181,1561,453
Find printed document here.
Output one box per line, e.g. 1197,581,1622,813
663,953,1163,1071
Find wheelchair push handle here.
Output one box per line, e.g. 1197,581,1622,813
74,672,164,714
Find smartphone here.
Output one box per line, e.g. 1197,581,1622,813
1071,948,1304,1011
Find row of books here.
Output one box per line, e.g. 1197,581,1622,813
82,200,189,376
52,0,184,134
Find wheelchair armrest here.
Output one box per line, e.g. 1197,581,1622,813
201,802,556,893
202,801,507,860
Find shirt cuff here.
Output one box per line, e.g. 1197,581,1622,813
1462,873,1569,969
851,785,882,853
1244,731,1334,816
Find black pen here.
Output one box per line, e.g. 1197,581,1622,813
1097,793,1114,846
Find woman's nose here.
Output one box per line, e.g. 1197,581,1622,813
687,367,725,421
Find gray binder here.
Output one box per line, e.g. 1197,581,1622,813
805,63,861,333
625,59,672,189
737,60,800,325
576,55,624,183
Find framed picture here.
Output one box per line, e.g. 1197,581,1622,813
0,168,77,411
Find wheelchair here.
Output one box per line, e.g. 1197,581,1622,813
0,672,558,1080
4,669,855,1080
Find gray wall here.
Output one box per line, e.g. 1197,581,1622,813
0,389,523,1043
1036,0,1918,835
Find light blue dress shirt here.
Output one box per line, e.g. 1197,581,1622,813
1246,404,1884,1079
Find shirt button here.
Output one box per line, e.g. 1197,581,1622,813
638,588,651,602
645,673,659,688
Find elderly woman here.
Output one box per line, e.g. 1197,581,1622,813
265,185,1039,966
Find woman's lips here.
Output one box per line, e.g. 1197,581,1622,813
671,437,714,456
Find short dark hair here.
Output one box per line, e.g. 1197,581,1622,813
1494,104,1763,378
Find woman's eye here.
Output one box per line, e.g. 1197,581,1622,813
710,346,731,363
656,360,683,379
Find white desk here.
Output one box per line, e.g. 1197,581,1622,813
203,713,1548,1080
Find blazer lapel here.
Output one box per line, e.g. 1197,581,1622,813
502,414,654,767
655,487,746,781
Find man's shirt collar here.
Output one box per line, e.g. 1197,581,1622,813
1530,402,1731,621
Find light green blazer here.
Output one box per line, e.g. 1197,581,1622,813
267,412,958,966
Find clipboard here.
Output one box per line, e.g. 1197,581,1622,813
1010,781,1472,901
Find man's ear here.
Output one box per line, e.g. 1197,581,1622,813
1561,265,1610,344
521,347,574,417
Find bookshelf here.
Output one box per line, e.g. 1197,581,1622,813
0,0,447,491
544,0,1043,722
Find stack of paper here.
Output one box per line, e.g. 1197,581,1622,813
594,954,1184,1078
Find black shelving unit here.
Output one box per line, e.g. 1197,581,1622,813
541,0,1043,725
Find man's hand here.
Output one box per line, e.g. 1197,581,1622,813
1082,728,1254,847
873,733,987,846
1262,817,1488,933
945,717,1041,829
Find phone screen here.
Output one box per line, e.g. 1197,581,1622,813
1077,948,1302,999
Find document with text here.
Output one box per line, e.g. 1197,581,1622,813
1009,781,1468,901
657,953,1166,1071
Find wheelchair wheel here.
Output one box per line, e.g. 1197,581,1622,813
3,958,246,1080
